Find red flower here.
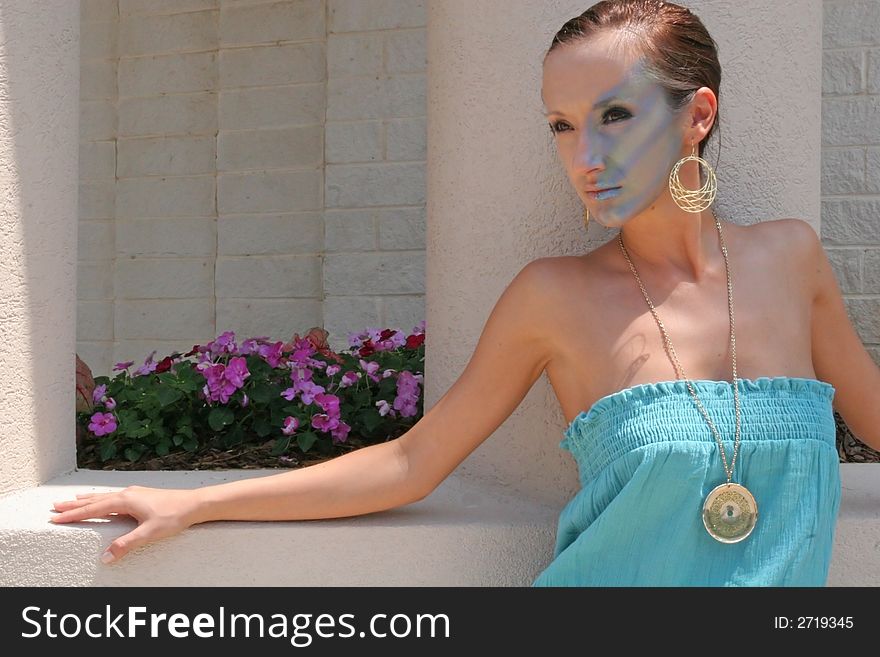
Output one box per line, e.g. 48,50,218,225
155,356,174,373
405,333,425,349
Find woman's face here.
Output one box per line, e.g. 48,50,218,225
542,38,687,228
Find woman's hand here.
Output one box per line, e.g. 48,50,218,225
50,486,204,564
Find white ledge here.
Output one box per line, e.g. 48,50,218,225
0,464,877,586
0,469,559,586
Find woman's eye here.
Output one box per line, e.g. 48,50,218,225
603,107,630,123
549,108,630,134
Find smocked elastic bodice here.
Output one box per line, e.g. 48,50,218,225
532,376,842,587
561,376,837,486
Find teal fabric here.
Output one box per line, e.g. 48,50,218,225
531,376,841,587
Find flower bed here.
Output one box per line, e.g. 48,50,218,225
75,323,426,470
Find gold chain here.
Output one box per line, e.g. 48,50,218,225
616,210,742,483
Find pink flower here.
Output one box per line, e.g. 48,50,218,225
88,412,117,437
331,421,351,444
282,416,300,436
311,413,339,432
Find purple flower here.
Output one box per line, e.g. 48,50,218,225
293,381,325,404
314,392,340,416
200,356,250,404
133,350,158,376
338,370,360,388
88,412,117,437
113,361,134,372
359,358,381,383
392,370,422,418
376,399,393,417
224,356,250,388
257,341,285,368
281,416,300,436
92,384,107,404
331,421,351,444
104,397,116,411
212,331,237,356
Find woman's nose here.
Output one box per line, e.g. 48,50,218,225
573,132,604,170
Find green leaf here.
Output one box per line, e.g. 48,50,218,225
361,408,383,433
248,383,278,404
296,431,318,453
253,416,273,438
155,384,184,408
172,434,185,447
354,387,372,406
156,438,171,456
124,446,144,463
99,439,117,461
208,406,235,432
223,425,245,448
182,436,199,453
270,436,291,456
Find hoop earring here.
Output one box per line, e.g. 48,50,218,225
668,141,717,212
583,207,590,231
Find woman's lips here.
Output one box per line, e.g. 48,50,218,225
587,186,621,200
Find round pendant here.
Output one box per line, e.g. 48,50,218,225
702,482,758,543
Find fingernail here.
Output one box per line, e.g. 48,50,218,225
100,550,115,564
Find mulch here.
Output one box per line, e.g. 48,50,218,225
835,411,880,463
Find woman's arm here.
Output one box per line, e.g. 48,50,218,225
51,258,559,562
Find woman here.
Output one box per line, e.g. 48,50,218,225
52,0,880,585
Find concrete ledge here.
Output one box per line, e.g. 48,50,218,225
1,464,877,586
0,470,559,586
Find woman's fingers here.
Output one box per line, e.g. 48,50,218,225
101,523,155,564
52,491,120,512
50,495,130,523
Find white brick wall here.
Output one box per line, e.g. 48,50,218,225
821,0,880,366
323,0,427,346
77,0,428,374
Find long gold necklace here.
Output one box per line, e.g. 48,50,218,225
616,211,758,543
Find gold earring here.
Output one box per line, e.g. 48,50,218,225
668,141,716,212
583,207,590,231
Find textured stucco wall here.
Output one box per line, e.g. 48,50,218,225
0,1,79,494
77,0,429,377
425,0,824,507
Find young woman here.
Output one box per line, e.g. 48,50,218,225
52,0,880,585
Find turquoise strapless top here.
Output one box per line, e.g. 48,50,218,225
531,376,841,587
